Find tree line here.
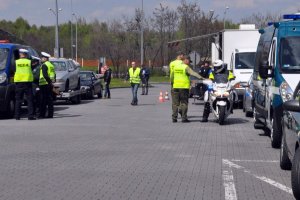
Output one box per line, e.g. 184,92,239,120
0,0,282,76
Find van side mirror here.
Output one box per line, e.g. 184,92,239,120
258,61,273,79
283,100,300,112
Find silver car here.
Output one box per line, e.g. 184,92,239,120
50,58,80,92
243,74,254,117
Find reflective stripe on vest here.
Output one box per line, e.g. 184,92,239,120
129,67,141,84
14,58,33,82
39,61,56,85
173,64,190,89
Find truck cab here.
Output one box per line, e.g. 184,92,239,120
0,42,39,118
230,48,256,104
253,14,300,148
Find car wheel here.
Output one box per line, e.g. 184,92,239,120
291,148,300,199
271,116,282,149
90,89,95,99
243,97,246,112
280,132,292,170
76,79,80,90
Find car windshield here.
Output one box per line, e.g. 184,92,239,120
213,74,228,84
0,48,9,70
51,61,67,71
80,72,92,81
280,36,300,73
235,52,256,69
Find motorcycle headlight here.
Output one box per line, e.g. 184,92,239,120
280,81,293,102
0,72,7,84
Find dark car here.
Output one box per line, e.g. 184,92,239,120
79,71,102,99
280,85,300,199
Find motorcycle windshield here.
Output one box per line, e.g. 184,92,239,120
213,74,228,84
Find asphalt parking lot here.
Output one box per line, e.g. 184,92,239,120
0,84,295,200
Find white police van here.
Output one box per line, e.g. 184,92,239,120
253,14,300,148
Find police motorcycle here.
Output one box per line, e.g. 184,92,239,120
203,61,237,125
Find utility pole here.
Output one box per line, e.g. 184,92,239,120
140,0,144,66
49,0,62,58
72,13,78,62
223,6,229,30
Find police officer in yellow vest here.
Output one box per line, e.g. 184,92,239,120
38,52,56,118
14,49,35,120
171,55,204,123
202,60,235,122
169,51,184,116
127,61,142,106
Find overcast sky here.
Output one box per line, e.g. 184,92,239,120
0,0,299,26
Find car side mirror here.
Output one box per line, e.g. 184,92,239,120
259,61,273,79
283,100,300,112
68,68,74,72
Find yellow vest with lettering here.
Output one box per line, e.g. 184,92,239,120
39,61,56,85
14,58,33,82
129,67,141,84
173,64,190,89
169,59,182,78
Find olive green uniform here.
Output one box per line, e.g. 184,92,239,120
171,64,204,121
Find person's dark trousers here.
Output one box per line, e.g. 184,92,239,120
131,83,139,105
39,84,54,118
202,102,211,122
142,78,149,95
104,82,111,98
172,89,189,121
15,82,34,119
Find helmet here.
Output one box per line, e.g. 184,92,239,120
213,60,225,73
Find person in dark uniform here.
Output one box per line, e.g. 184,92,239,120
198,61,212,97
14,49,36,120
38,52,56,118
141,65,150,95
103,65,112,98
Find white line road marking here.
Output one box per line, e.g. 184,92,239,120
253,175,293,194
222,160,238,200
222,159,293,198
231,159,279,163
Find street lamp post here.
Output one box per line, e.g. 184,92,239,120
48,0,62,58
140,0,144,66
72,13,78,62
223,6,229,30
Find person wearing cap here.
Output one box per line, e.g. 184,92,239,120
171,55,205,123
169,51,185,116
126,61,142,105
141,64,150,95
14,49,35,120
201,60,235,122
38,52,56,118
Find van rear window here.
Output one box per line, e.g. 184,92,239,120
280,37,300,73
0,48,9,70
235,52,256,69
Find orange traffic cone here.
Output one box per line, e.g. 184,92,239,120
164,91,170,100
159,91,164,102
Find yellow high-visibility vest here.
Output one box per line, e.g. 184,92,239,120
173,64,190,89
39,61,56,86
169,59,182,78
14,58,33,82
129,67,141,84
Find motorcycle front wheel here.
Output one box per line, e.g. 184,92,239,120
218,106,226,125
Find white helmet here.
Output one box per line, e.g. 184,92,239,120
213,59,225,73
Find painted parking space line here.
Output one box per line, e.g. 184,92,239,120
231,159,279,163
222,159,293,200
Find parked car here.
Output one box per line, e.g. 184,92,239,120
280,85,300,200
0,41,40,118
243,74,254,117
50,58,80,92
79,71,102,99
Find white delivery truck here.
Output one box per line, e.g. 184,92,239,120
211,24,260,106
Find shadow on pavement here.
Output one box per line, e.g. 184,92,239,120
222,117,249,125
53,114,82,119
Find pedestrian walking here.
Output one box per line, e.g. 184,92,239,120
126,61,142,106
14,49,36,120
141,65,150,95
103,65,112,98
38,52,56,118
171,55,204,123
